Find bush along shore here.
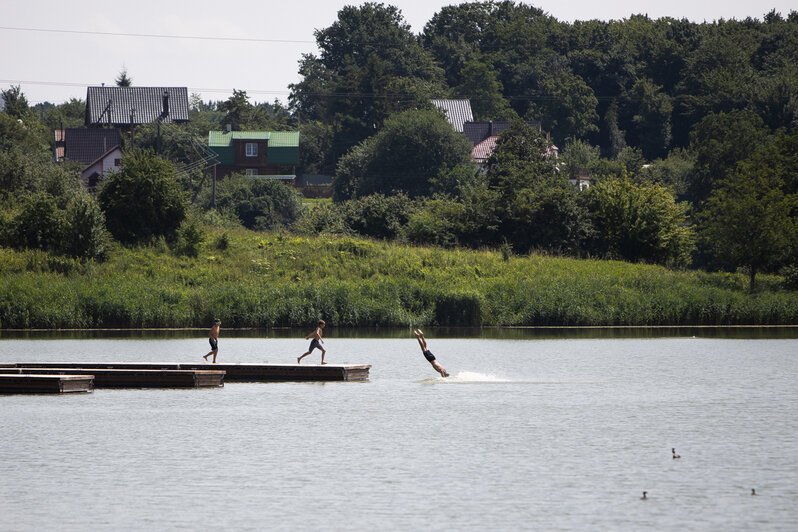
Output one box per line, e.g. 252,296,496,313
1,229,797,329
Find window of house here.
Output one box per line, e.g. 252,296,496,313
245,143,258,157
114,158,121,166
245,169,257,176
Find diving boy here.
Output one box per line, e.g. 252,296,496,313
414,328,449,377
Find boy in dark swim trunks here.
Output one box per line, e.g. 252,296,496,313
203,318,221,363
414,328,449,377
298,320,327,364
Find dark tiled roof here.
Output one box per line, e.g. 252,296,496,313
85,86,189,126
55,128,122,165
430,99,473,132
462,120,542,146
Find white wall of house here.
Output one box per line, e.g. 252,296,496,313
81,147,122,183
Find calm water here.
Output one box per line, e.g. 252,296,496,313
1,330,797,531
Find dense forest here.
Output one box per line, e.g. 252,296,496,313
2,1,798,294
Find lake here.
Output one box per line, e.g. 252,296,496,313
1,329,797,531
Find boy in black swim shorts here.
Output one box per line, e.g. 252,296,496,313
203,318,221,363
298,320,327,364
414,328,449,377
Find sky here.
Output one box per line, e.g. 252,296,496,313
1,0,795,106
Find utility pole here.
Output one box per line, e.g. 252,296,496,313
211,164,217,208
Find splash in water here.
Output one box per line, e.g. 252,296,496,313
441,371,512,383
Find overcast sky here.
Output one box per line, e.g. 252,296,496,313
2,0,794,106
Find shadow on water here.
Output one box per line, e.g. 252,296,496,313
2,326,797,340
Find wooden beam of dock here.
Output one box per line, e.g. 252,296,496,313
8,363,370,382
0,368,224,388
0,374,93,394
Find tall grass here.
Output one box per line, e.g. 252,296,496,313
1,229,797,328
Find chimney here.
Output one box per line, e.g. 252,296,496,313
226,123,232,133
162,90,170,118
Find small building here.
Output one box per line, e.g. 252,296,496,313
81,145,123,190
568,169,591,191
85,86,189,127
208,130,299,181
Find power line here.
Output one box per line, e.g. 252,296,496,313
0,25,316,45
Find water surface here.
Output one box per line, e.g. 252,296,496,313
1,331,796,530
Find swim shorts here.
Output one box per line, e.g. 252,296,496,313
309,339,324,351
209,338,218,351
423,349,436,362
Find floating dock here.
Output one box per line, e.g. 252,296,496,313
0,367,224,388
4,363,371,382
0,374,93,394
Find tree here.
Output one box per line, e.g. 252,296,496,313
586,174,694,266
534,69,599,143
98,150,186,244
1,85,31,120
453,59,516,121
115,68,133,87
700,132,798,289
334,109,472,199
289,3,445,160
687,109,769,203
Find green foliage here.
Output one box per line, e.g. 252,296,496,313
454,59,516,121
1,85,31,120
334,109,472,199
341,193,414,240
289,3,445,160
402,199,465,247
63,194,108,259
97,150,187,244
688,109,770,203
115,68,133,87
9,193,67,253
2,229,797,329
175,216,205,258
206,174,300,230
295,202,351,236
586,175,695,265
700,132,798,288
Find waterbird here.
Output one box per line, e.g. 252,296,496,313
672,448,681,459
641,491,648,500
751,489,757,496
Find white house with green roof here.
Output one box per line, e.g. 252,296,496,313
208,130,299,181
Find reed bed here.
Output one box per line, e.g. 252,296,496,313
1,230,796,328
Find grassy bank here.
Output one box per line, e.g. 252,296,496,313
1,228,797,329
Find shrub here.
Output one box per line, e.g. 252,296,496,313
175,217,205,258
98,149,186,244
210,174,300,230
341,193,414,240
10,192,67,253
64,194,108,259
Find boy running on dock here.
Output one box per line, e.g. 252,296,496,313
298,320,327,364
414,329,449,377
203,318,221,363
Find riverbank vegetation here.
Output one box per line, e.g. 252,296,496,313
1,227,797,329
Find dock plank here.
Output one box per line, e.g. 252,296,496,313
0,374,93,394
0,368,224,388
8,363,371,382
